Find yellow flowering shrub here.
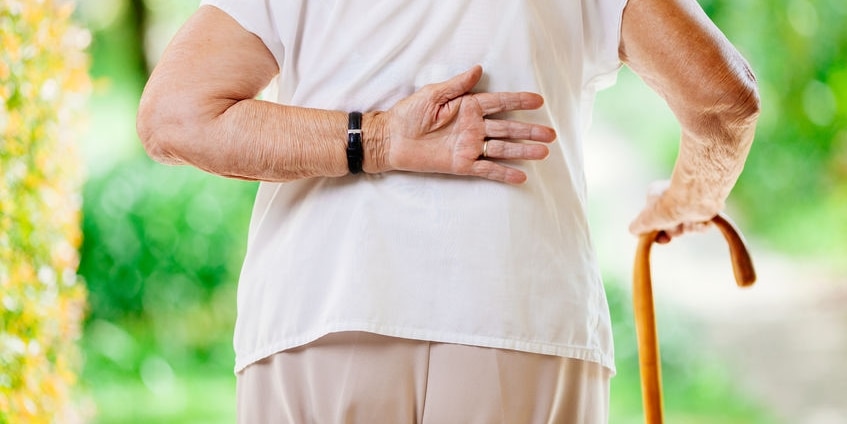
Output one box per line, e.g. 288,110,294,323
0,0,90,422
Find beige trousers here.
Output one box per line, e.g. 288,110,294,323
237,332,610,424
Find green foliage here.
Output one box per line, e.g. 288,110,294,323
0,1,90,422
653,0,847,262
79,157,254,324
80,319,235,423
77,155,254,422
714,0,847,263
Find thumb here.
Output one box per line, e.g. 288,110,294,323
431,65,483,104
629,211,653,236
628,202,676,236
629,180,675,235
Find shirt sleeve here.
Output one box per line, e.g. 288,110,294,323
199,0,285,67
581,0,629,90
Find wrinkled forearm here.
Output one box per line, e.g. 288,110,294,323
138,96,389,183
664,114,757,220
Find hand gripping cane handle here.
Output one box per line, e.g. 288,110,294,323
633,212,756,424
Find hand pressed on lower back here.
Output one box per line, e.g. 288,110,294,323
369,66,557,184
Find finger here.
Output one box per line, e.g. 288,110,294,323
628,212,654,235
630,217,680,238
628,209,675,236
485,119,556,142
683,220,712,233
430,65,483,104
663,223,685,239
473,91,545,115
469,160,528,184
483,139,549,160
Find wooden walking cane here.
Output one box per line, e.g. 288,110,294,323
633,212,757,424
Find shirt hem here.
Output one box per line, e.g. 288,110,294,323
235,322,616,376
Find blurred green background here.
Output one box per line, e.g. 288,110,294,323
63,0,847,422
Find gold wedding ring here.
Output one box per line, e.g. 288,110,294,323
482,141,489,158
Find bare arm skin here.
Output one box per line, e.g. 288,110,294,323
137,6,555,184
620,0,760,240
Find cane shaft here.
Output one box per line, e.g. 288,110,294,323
634,231,664,424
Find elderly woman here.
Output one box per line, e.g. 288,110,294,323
137,0,759,422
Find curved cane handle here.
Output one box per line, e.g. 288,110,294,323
711,213,757,287
633,212,756,424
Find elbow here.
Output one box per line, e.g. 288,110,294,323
715,61,761,128
136,91,199,165
730,67,761,126
136,97,166,163
681,64,761,145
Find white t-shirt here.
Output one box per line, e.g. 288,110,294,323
201,0,627,374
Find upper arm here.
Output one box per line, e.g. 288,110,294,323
137,5,279,153
619,0,759,129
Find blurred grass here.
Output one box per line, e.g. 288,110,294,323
80,320,235,423
605,282,779,424
77,154,251,422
